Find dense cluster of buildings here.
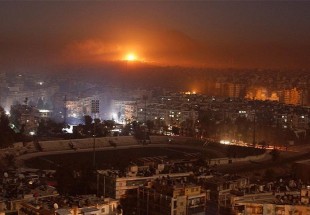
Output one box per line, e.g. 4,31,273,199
217,83,307,106
138,181,207,215
1,164,309,214
0,169,122,215
2,69,310,125
19,195,122,215
232,187,310,215
213,70,310,106
1,70,310,150
1,136,310,214
92,151,310,215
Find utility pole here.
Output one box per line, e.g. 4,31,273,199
93,121,96,167
91,99,100,168
253,101,256,147
63,95,67,126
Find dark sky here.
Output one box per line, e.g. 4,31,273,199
0,1,309,69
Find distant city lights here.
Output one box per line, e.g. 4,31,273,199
184,91,197,95
39,109,51,113
62,125,74,134
220,140,231,145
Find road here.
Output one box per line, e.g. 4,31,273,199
217,150,310,174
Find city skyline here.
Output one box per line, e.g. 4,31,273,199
1,2,310,215
0,1,310,70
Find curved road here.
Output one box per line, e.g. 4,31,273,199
217,151,310,174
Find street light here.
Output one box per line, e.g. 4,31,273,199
91,99,100,168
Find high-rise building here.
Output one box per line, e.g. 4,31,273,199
110,100,137,123
227,83,242,98
284,88,302,105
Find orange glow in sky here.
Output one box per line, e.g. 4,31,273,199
1,3,310,69
126,53,136,61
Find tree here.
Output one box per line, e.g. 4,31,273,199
37,119,64,137
94,118,101,125
198,110,216,138
84,115,93,127
103,120,115,130
9,103,23,131
121,124,131,136
84,115,93,134
146,120,154,133
0,107,15,148
0,107,10,130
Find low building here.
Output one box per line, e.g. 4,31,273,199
200,175,249,202
19,195,122,215
300,186,310,205
231,190,310,215
100,170,193,200
137,180,208,215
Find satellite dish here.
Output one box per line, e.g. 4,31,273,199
53,203,59,209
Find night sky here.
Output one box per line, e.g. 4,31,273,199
1,1,309,69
